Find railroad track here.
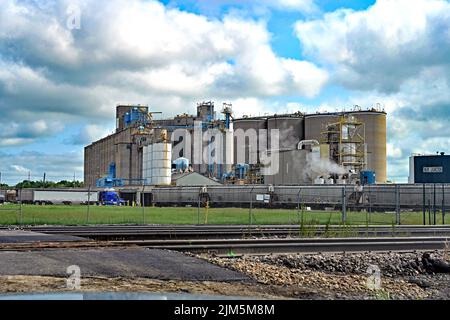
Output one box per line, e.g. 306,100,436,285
1,225,450,255
0,236,448,255
4,224,450,240
114,236,450,255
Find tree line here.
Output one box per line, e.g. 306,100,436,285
0,180,84,189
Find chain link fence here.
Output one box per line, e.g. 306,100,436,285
0,184,448,225
150,184,450,226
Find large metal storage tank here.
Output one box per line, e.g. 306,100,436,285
151,143,172,185
267,116,304,150
233,118,267,164
304,113,339,142
143,142,172,185
350,111,387,183
304,111,387,183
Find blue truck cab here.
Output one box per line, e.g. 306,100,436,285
99,190,126,206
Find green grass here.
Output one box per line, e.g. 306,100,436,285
0,204,448,226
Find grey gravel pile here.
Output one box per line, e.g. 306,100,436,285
249,251,448,277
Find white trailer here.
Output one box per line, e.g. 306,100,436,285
32,190,98,205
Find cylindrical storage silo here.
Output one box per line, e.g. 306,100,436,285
151,142,172,185
349,111,387,183
232,118,267,165
267,116,304,150
142,144,153,185
305,111,387,183
304,113,339,142
143,148,149,184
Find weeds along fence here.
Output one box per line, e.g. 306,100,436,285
151,184,450,225
0,184,449,226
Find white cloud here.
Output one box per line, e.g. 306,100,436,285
292,0,450,181
295,0,450,92
0,151,84,184
0,0,328,148
387,143,402,159
68,124,115,145
10,165,30,174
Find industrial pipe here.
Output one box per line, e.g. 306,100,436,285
297,139,319,150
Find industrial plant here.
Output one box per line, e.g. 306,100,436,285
84,102,387,188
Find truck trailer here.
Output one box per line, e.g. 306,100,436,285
20,189,98,205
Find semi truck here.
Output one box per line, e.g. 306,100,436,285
98,190,126,206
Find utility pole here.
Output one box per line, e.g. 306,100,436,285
43,172,46,184
28,171,31,181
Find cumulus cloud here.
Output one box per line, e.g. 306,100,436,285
293,0,450,182
68,124,115,145
0,119,64,146
10,165,30,174
0,150,84,184
295,0,450,93
0,0,327,148
387,143,402,159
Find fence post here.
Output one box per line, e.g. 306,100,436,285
433,183,437,225
428,199,432,225
341,186,346,224
422,184,426,225
368,185,372,224
19,188,23,225
443,184,446,225
87,185,91,224
395,184,400,225
296,188,302,224
249,187,253,226
142,185,145,224
197,192,200,225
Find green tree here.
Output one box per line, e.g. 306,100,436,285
15,180,84,188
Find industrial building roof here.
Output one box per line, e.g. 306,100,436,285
171,172,221,186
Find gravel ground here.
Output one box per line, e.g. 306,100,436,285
199,250,450,300
246,251,446,277
0,249,448,300
0,275,282,299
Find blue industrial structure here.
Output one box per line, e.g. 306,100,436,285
123,107,149,128
360,170,376,185
173,157,190,172
235,163,249,179
96,162,124,188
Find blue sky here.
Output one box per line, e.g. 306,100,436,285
0,0,449,185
